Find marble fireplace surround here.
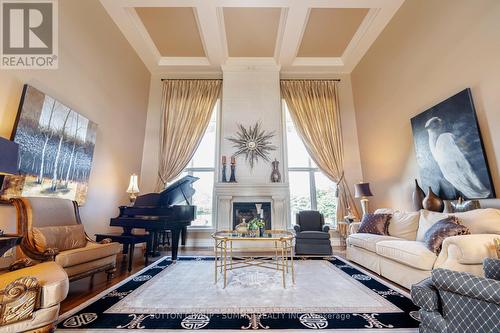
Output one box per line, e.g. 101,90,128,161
214,183,290,231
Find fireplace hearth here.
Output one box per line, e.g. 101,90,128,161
232,202,271,229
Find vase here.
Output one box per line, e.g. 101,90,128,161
423,187,444,212
270,159,281,183
412,179,425,211
259,227,265,237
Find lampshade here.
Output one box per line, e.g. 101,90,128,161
126,174,140,193
354,182,373,198
0,137,19,175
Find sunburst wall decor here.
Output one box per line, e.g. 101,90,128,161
227,122,276,169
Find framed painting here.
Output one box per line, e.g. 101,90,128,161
410,88,495,200
1,85,97,205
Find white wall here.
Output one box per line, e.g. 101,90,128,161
0,0,150,241
140,68,364,230
219,65,284,183
352,0,500,210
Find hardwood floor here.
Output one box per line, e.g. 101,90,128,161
60,245,348,314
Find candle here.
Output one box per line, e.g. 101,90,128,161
222,155,226,164
231,156,236,164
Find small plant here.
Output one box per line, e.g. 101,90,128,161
248,217,265,230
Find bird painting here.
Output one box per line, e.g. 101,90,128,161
424,116,490,198
411,89,495,200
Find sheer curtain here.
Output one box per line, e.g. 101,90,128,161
280,80,360,220
156,79,222,191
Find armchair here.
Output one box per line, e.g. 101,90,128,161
294,210,332,256
12,197,121,282
411,258,500,333
0,262,69,333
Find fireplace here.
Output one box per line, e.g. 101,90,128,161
232,202,272,229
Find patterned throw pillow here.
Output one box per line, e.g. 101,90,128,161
423,216,470,254
358,213,392,235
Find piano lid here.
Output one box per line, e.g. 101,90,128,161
134,175,199,207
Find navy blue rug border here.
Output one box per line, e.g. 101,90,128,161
58,256,420,330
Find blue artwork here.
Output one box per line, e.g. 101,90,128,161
411,88,495,200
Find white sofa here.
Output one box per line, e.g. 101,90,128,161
346,208,500,289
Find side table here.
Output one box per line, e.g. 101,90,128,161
336,221,359,248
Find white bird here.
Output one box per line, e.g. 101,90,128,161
425,116,490,198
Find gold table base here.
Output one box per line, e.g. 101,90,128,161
212,231,295,288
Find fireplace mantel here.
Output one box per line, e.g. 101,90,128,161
214,183,290,231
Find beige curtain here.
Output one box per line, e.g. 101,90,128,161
280,80,360,220
156,79,222,191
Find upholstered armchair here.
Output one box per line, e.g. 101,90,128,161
294,210,332,256
0,261,68,333
411,258,500,333
12,197,121,282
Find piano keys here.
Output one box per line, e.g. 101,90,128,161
110,175,198,261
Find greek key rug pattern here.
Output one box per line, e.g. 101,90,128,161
57,257,420,330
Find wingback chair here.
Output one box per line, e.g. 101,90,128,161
12,197,121,282
411,258,500,333
294,210,332,256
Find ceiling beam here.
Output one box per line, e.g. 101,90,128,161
277,1,309,67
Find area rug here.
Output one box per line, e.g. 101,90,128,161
57,257,420,332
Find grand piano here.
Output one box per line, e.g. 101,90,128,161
110,175,198,261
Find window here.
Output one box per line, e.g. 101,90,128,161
284,104,337,224
174,102,219,227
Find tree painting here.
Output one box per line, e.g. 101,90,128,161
1,85,97,205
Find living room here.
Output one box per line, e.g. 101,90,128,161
0,0,498,332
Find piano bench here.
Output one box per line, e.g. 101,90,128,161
95,233,151,272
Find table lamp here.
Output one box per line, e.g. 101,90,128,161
355,182,373,216
126,174,140,205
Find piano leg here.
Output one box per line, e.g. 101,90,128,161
181,226,187,246
170,227,182,261
152,231,161,257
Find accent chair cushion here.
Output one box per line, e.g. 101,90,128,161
32,224,87,252
423,217,470,254
295,231,330,240
358,213,392,235
376,240,437,270
0,262,69,308
54,241,120,268
347,233,401,253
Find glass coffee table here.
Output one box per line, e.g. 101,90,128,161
212,230,295,288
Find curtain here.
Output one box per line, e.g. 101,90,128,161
156,79,222,191
280,80,360,220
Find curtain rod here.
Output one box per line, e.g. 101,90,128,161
161,78,222,81
280,79,341,82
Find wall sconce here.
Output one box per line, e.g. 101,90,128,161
126,173,140,206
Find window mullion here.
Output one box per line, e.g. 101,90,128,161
310,170,317,210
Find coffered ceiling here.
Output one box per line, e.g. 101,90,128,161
100,0,404,75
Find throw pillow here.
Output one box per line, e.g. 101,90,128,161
423,217,470,254
358,213,392,235
387,211,420,240
416,210,448,241
32,224,87,252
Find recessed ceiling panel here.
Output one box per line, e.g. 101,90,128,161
223,8,281,57
298,8,369,57
136,7,205,57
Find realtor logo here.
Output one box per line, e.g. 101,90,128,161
1,0,58,68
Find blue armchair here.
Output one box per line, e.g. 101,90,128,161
294,210,332,256
411,258,500,333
